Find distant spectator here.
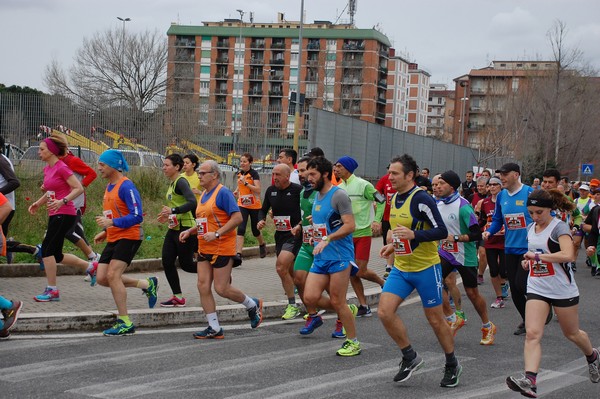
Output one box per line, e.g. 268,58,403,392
460,171,476,199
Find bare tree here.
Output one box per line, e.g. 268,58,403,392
44,28,168,112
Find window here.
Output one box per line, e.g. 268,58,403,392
200,66,210,74
512,78,519,92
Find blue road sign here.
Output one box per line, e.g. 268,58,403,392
582,164,594,175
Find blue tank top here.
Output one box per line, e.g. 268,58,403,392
312,186,355,262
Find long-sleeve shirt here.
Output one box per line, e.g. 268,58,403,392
338,174,384,237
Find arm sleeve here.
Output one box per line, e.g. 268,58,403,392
412,191,448,242
68,157,97,187
0,157,20,194
113,180,144,228
258,187,272,220
173,178,197,214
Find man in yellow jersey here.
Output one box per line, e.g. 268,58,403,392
378,154,462,388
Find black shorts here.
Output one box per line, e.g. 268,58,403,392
275,232,302,256
441,258,479,288
99,239,142,266
527,292,579,307
197,253,235,269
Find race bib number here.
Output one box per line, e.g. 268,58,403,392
441,240,458,253
528,260,555,277
505,213,526,230
312,223,327,243
393,237,413,256
168,214,179,229
240,194,255,206
196,218,208,237
274,216,292,231
302,225,313,244
103,210,114,220
46,191,56,201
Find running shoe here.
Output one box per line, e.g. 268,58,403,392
300,314,323,335
589,348,600,383
34,287,60,302
501,282,510,299
35,244,44,271
103,319,135,336
0,300,22,335
480,322,496,345
248,297,263,329
440,362,462,388
259,244,267,258
448,314,465,336
514,322,526,336
86,260,99,287
506,375,537,398
383,266,392,280
193,326,224,339
349,303,359,317
490,298,505,309
394,355,424,382
281,304,301,320
477,274,484,285
356,305,372,318
336,339,361,357
142,277,159,308
160,296,186,307
331,319,346,338
455,309,467,323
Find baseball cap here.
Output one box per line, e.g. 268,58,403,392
496,163,520,174
579,184,590,191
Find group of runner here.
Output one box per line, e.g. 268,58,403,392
1,141,600,395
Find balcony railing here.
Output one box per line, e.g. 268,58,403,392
248,89,263,96
307,42,320,50
215,40,230,48
270,59,285,65
271,42,286,49
269,74,284,81
215,88,228,95
250,42,265,49
248,74,263,80
215,57,229,64
250,58,264,65
215,72,229,79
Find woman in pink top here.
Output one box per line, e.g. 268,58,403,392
28,137,98,302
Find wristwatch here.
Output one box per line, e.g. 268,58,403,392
215,232,221,239
453,235,460,242
322,236,329,242
62,198,68,205
171,207,177,214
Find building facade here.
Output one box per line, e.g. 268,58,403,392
385,51,409,131
427,84,454,141
166,17,392,155
406,63,430,136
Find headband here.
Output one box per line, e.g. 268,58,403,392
526,197,554,208
43,138,60,156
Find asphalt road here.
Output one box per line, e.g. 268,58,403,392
2,263,600,398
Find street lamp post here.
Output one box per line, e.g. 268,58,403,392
459,96,469,146
292,0,305,152
232,9,244,154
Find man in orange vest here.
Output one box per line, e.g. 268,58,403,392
180,160,264,339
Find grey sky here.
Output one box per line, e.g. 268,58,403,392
1,0,598,91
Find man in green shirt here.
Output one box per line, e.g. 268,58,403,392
334,156,385,316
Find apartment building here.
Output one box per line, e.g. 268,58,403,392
166,16,392,153
386,51,410,131
452,60,556,148
428,84,454,141
406,63,430,135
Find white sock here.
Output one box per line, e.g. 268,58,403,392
446,313,457,322
207,312,220,331
242,295,257,310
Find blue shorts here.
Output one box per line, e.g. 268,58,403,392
310,260,359,276
382,264,443,308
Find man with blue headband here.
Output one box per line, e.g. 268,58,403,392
93,149,159,336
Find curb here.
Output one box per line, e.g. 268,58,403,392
12,289,382,333
0,244,277,278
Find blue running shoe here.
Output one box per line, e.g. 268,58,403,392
142,277,158,308
33,287,60,302
300,314,323,335
86,260,98,287
103,319,135,336
331,319,346,339
248,297,263,329
193,326,224,339
501,282,510,299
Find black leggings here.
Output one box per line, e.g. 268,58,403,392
162,228,198,295
237,207,261,237
382,220,391,245
505,253,528,321
65,209,89,245
485,247,506,278
42,214,77,263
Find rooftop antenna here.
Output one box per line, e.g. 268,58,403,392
348,0,357,26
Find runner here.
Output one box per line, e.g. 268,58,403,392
235,153,267,259
334,156,385,317
378,154,462,388
483,163,533,336
182,154,202,201
506,189,600,397
301,156,361,356
0,191,22,339
436,171,496,345
157,154,198,307
258,164,303,320
277,148,301,185
94,149,158,336
471,176,489,284
28,136,99,302
179,160,263,339
375,165,396,279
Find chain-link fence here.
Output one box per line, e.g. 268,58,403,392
0,93,308,164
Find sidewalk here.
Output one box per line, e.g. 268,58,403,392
0,239,386,332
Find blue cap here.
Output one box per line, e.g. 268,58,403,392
99,149,129,172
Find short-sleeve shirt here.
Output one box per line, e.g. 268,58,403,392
43,160,77,216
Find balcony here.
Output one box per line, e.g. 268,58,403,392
342,77,361,84
268,90,283,97
248,74,263,81
214,88,229,95
307,41,320,50
305,74,318,82
269,74,284,81
378,79,387,88
249,89,263,96
250,58,264,66
250,42,265,49
307,59,319,68
271,42,285,49
341,92,359,99
377,95,387,104
342,60,363,67
342,42,365,51
376,112,386,120
215,56,229,64
174,39,195,47
378,48,389,58
470,87,485,95
270,59,285,65
215,40,230,48
215,72,229,79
